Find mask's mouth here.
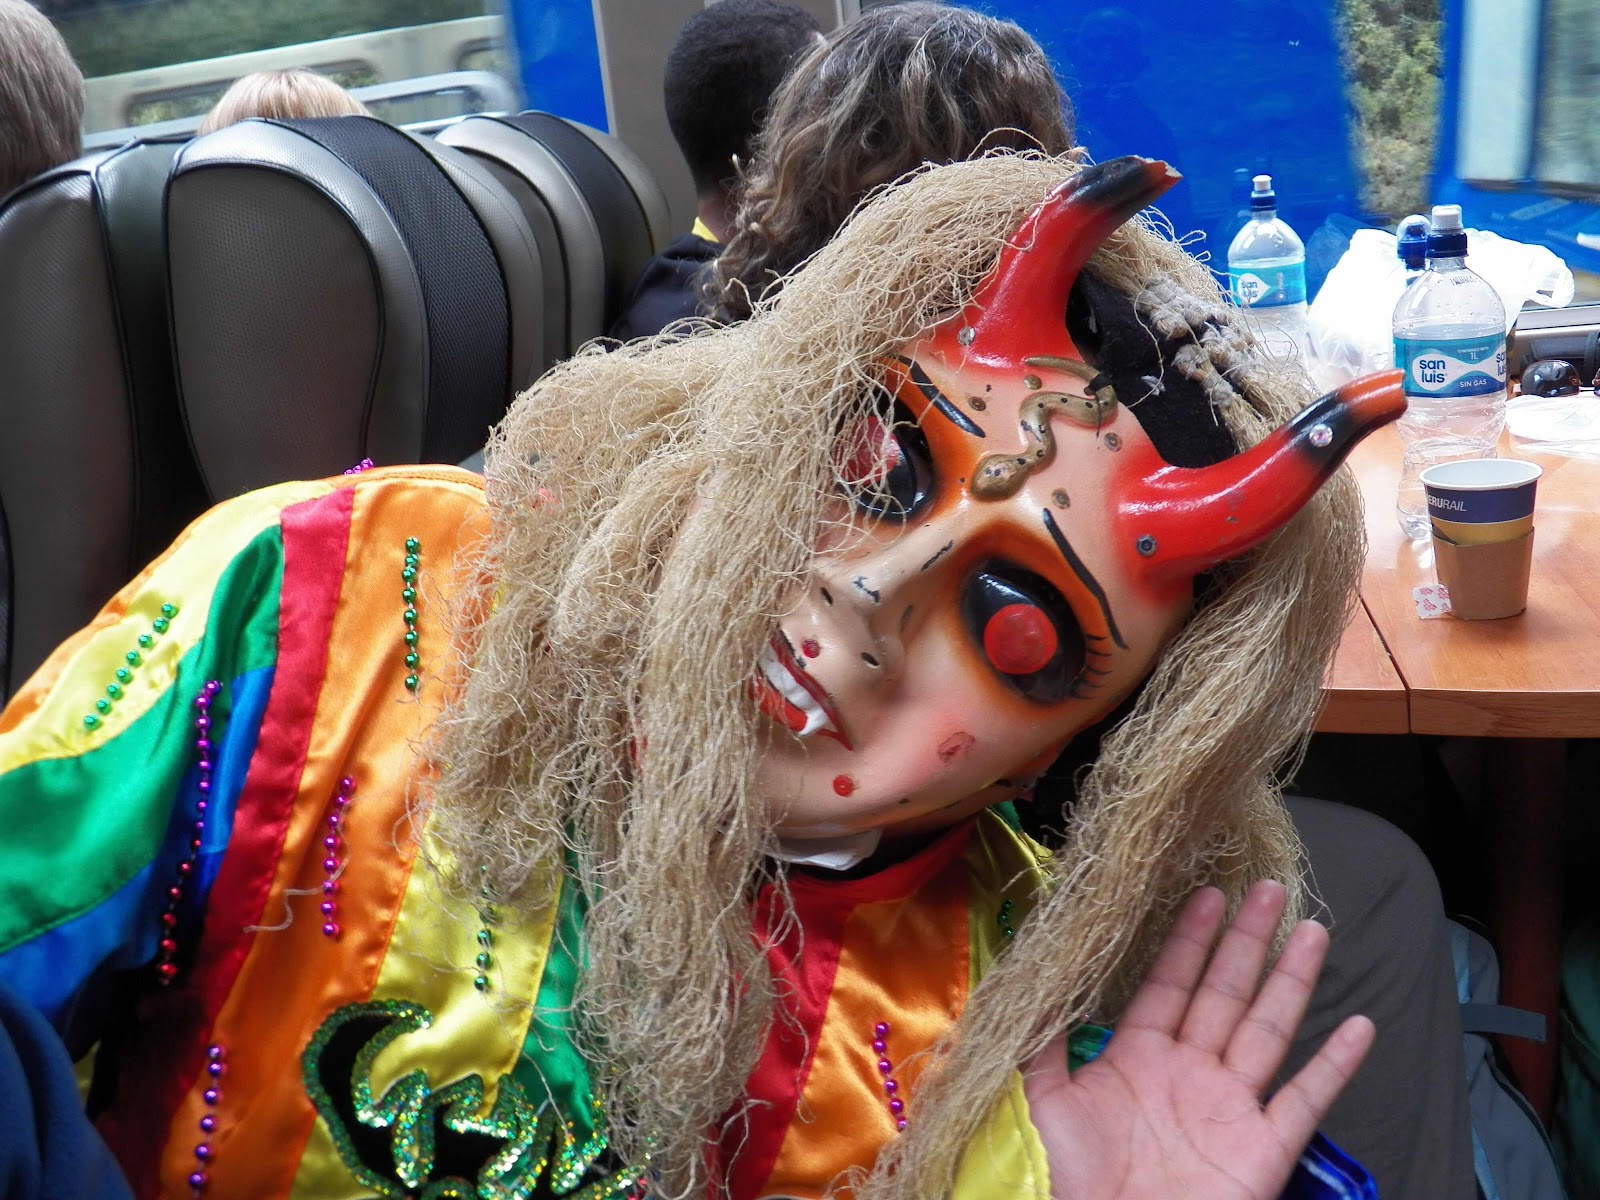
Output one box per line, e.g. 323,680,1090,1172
753,636,853,750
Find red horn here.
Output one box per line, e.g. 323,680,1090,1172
958,157,1181,355
1117,370,1407,587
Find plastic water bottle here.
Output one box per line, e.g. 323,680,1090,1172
1392,204,1508,540
1228,174,1308,358
1395,213,1429,282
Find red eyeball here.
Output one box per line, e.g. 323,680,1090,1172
837,414,901,487
982,603,1059,676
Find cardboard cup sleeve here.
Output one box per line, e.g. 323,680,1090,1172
1431,529,1535,620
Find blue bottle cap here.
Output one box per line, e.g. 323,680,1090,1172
1396,214,1429,269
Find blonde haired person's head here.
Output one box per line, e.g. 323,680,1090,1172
0,0,84,197
199,68,369,135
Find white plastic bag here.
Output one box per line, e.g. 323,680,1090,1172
1306,227,1576,392
1507,391,1600,462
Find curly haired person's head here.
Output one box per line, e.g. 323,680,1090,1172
709,2,1073,321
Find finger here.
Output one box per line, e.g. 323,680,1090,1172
1223,918,1330,1093
1119,887,1228,1037
1265,1015,1376,1151
1177,879,1288,1055
1022,1032,1072,1103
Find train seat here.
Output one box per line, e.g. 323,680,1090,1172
0,139,210,696
438,112,669,352
164,115,544,501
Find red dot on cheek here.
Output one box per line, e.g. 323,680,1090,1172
832,775,856,797
982,604,1059,676
801,639,821,659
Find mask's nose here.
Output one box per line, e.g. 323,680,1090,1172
792,520,960,685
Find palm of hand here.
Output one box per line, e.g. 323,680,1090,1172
1022,884,1375,1200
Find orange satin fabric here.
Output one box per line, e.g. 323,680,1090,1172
751,813,1053,1200
760,836,971,1199
157,471,489,1198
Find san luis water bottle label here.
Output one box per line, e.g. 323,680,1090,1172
1230,260,1307,309
1395,333,1506,398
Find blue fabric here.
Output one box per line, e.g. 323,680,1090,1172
1285,1132,1380,1200
0,984,132,1199
0,665,272,1040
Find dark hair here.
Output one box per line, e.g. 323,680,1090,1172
664,0,823,196
709,2,1074,321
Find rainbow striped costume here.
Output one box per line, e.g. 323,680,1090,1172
0,469,1372,1199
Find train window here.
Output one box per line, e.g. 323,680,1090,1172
1452,0,1540,186
47,0,510,137
1533,0,1600,192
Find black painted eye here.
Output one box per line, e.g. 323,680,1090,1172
960,563,1085,703
838,396,933,522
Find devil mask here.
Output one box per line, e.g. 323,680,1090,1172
754,158,1403,843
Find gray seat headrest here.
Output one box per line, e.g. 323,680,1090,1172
0,139,209,695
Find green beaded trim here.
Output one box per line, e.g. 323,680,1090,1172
84,603,178,730
302,999,639,1198
996,898,1015,941
474,866,497,993
402,538,421,691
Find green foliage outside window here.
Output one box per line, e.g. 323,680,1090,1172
1337,0,1442,220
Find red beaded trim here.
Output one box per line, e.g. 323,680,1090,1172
319,777,355,938
156,680,220,986
872,1021,907,1131
188,1043,225,1194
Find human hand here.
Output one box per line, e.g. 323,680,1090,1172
1022,881,1375,1200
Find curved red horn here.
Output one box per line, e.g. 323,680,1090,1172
958,157,1181,354
1117,370,1406,587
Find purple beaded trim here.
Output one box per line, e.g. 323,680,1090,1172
319,777,355,939
188,1043,226,1194
157,680,220,986
872,1021,907,1131
344,458,374,475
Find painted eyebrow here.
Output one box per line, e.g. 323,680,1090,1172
896,357,985,439
1041,508,1128,650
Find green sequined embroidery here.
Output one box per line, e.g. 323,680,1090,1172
303,1000,643,1199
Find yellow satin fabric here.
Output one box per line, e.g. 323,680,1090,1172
950,1070,1052,1200
757,813,1055,1199
290,832,559,1198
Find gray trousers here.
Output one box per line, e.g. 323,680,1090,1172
1284,796,1477,1200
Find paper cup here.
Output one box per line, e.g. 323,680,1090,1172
1421,459,1541,545
1431,512,1533,546
1432,530,1534,619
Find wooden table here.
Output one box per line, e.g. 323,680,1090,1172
1319,603,1408,735
1341,422,1600,1116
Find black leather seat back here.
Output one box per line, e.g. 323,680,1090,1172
166,116,543,500
436,114,605,366
482,113,668,342
0,140,208,694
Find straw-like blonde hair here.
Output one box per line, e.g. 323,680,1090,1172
198,68,369,135
427,152,1361,1200
0,0,83,198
